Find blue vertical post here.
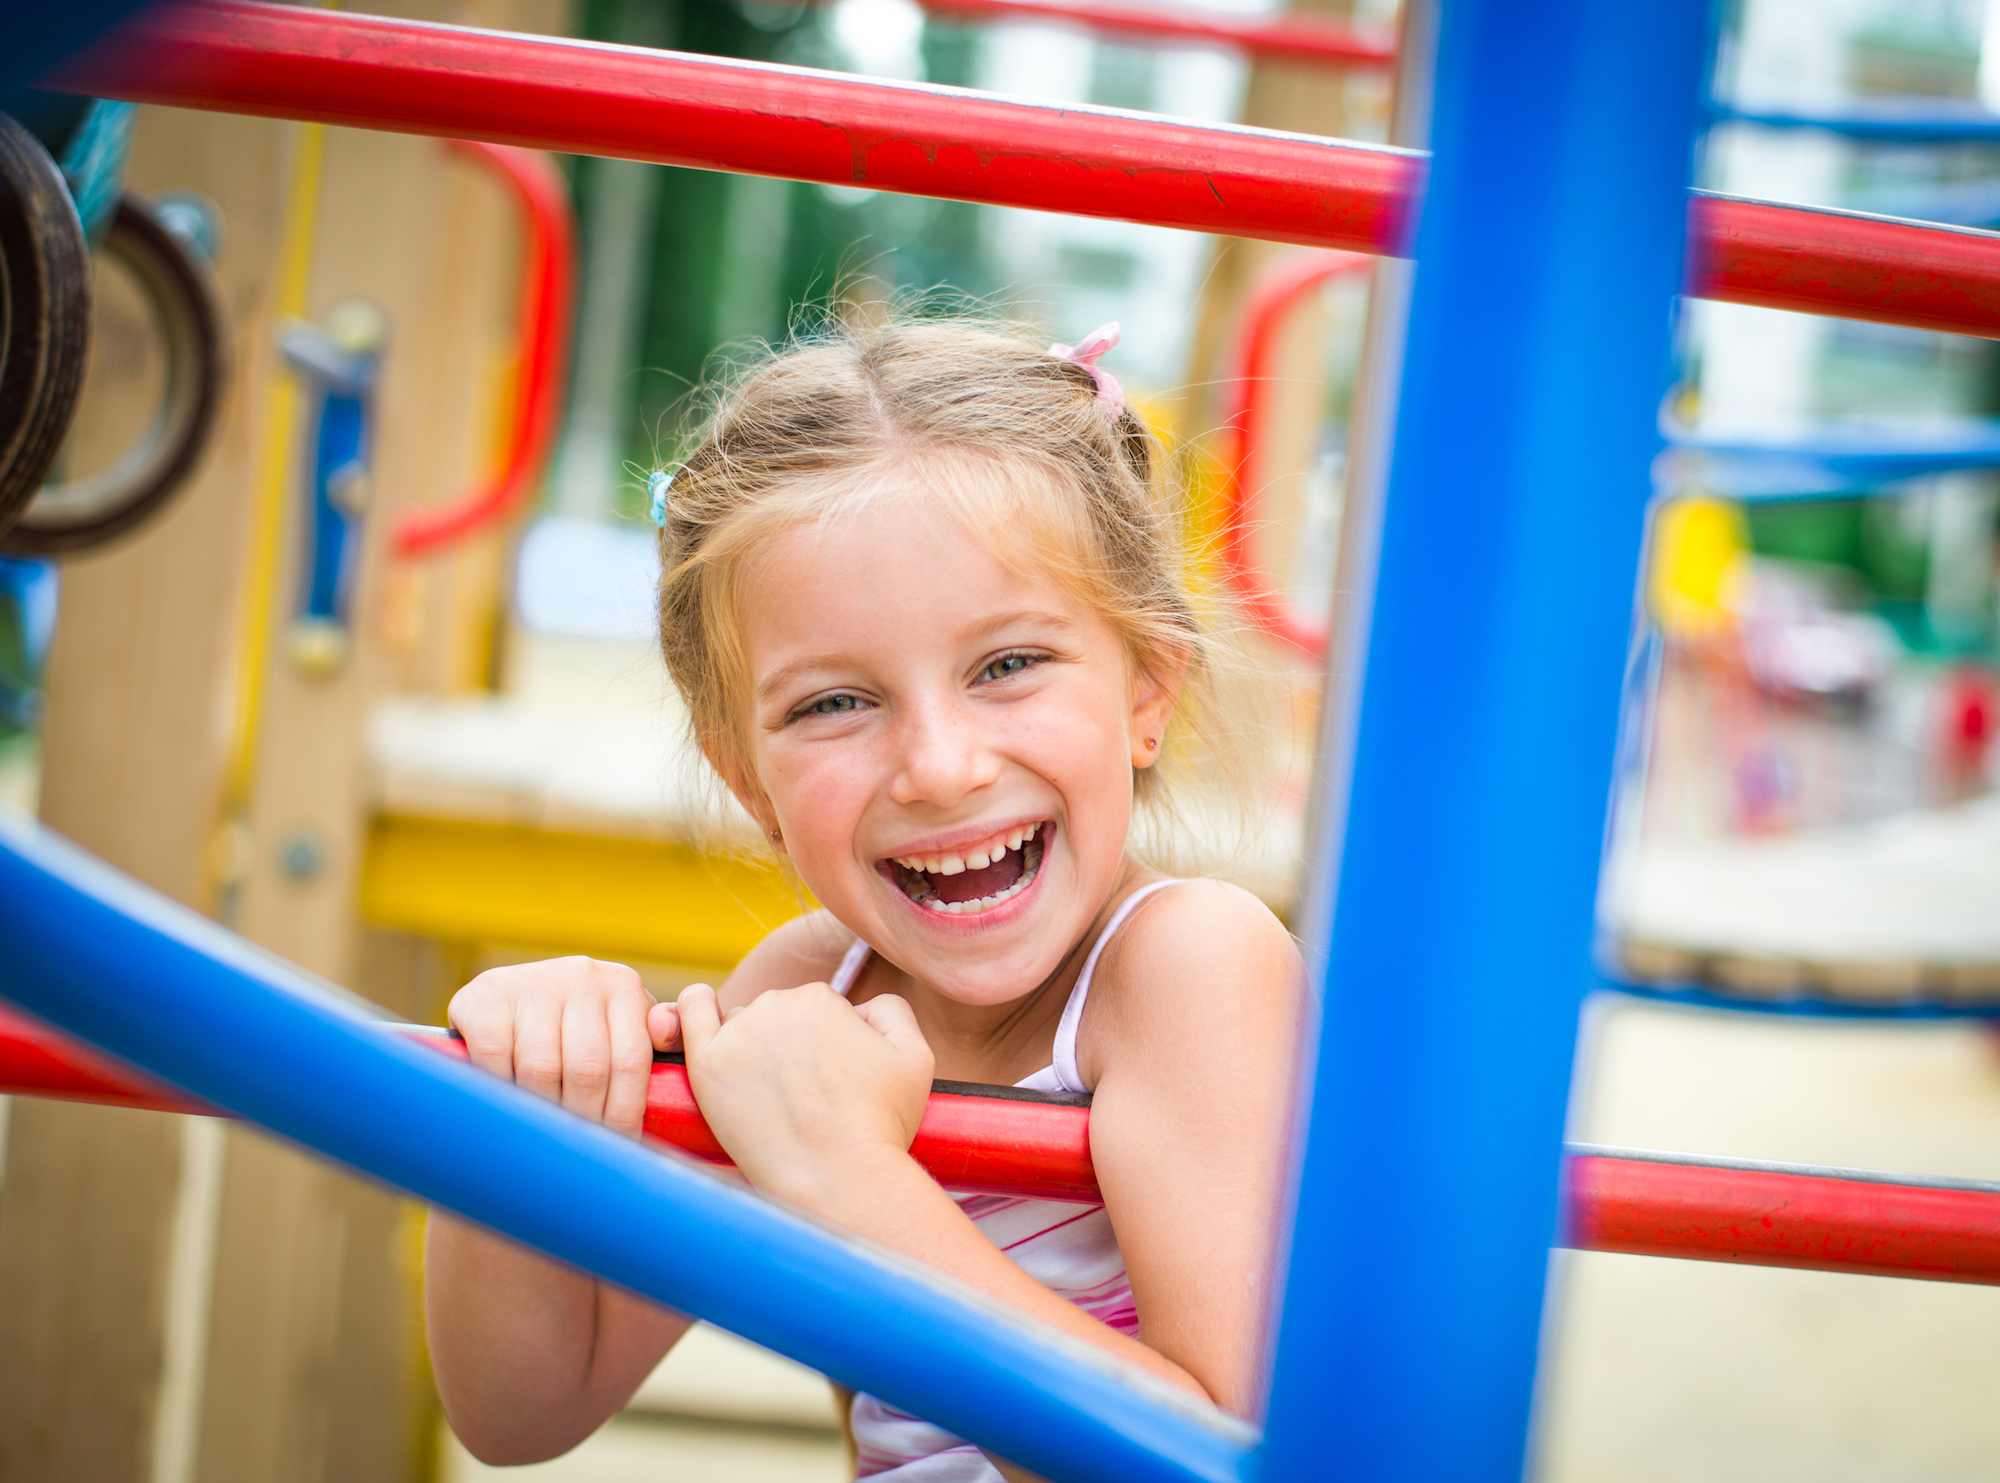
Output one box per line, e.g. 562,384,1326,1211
1259,3,1711,1481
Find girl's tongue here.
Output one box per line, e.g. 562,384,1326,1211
893,824,1046,912
929,851,1023,905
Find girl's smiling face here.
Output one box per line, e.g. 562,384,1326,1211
727,481,1176,1005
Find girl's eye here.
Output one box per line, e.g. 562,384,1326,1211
980,652,1041,683
788,692,867,723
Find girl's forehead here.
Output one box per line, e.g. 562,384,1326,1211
733,501,1121,682
750,491,1064,604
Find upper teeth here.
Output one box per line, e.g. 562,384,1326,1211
893,823,1037,875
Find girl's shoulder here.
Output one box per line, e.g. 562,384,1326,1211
1076,878,1302,1085
719,909,860,1009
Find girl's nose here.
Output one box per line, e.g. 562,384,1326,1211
888,698,1000,808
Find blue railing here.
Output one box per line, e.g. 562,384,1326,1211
0,815,1252,1483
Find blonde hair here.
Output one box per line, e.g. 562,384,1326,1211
654,316,1271,875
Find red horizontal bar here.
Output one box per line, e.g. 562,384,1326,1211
897,0,1394,69
1569,1151,2000,1284
52,2,1418,257
4,1005,1997,1280
52,4,2000,339
1689,193,2000,341
0,1004,1097,1202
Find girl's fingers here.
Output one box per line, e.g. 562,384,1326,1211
450,996,516,1081
647,999,683,1052
677,983,722,1059
853,993,930,1062
601,997,655,1139
512,991,566,1105
558,993,613,1124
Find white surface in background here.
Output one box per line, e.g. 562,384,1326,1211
831,0,926,79
440,1417,846,1483
515,516,660,642
1602,791,2000,966
631,1323,844,1429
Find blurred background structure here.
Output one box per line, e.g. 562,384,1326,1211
0,0,1995,1480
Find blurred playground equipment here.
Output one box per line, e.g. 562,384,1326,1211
0,98,231,554
0,2,1997,1482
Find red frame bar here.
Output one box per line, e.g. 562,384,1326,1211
392,140,577,556
871,0,1393,69
4,1007,1995,1278
51,5,2000,339
0,1006,1097,1202
1570,1151,2000,1285
53,3,1417,256
1689,193,2000,341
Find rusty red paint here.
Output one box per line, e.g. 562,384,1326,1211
3,1006,1995,1274
1689,194,2000,341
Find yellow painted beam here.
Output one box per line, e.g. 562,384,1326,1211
360,815,806,972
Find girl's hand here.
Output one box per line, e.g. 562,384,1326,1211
447,957,680,1139
675,982,934,1204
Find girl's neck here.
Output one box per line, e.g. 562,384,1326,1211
855,860,1158,1085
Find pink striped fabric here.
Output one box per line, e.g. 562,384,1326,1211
850,1191,1140,1479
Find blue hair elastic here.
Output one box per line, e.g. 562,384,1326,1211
647,470,672,527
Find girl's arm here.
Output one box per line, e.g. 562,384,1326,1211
675,885,1302,1413
1077,880,1303,1416
426,922,848,1463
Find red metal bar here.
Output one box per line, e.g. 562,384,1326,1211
52,6,2000,339
1569,1150,2000,1285
4,1006,1996,1277
1214,249,1370,659
1689,193,2000,341
0,1004,1098,1202
50,3,1419,257
392,140,577,556
870,0,1394,69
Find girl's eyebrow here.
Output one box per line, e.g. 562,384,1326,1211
958,608,1077,644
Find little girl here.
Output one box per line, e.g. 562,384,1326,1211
426,319,1303,1481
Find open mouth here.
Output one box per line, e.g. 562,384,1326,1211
886,823,1047,916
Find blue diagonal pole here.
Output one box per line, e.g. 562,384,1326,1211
0,816,1250,1483
1260,2,1713,1480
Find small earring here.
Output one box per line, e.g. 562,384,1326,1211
767,828,783,844
1144,737,1158,752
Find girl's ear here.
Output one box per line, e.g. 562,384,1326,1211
1129,643,1190,770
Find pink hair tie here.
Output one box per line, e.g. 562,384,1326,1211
1050,322,1126,422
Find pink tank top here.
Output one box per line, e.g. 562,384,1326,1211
830,879,1180,1481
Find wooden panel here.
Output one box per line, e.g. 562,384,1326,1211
0,1102,184,1482
0,99,294,1483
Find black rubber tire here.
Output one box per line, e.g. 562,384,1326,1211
0,112,92,536
3,193,230,556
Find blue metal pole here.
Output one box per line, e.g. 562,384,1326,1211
1259,3,1711,1480
0,815,1249,1483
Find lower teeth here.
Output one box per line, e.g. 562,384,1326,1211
914,832,1042,914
